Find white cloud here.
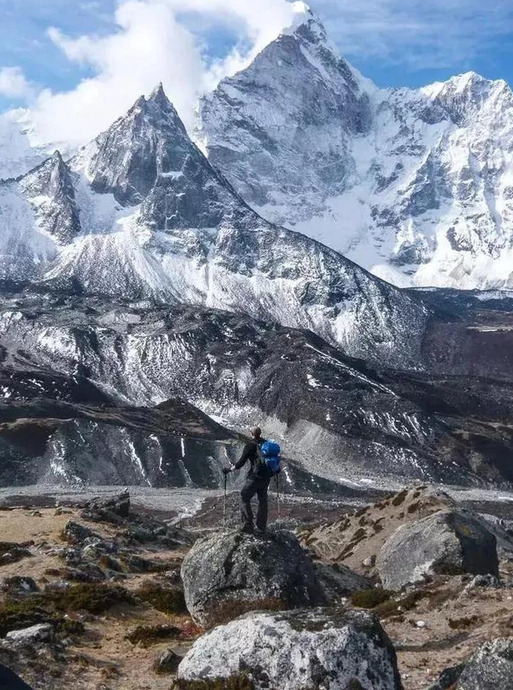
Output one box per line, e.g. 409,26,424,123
0,67,34,100
28,0,299,145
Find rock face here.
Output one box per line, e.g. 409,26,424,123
0,84,430,370
177,608,403,690
429,639,513,689
180,530,325,626
455,638,513,689
199,6,513,291
4,290,513,491
376,510,499,591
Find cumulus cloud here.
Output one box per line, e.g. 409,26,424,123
28,0,300,144
0,67,34,100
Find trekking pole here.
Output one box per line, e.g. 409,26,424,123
223,472,227,531
276,472,280,520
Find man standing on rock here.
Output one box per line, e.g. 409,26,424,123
223,427,279,535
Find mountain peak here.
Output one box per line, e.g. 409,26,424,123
282,1,328,44
148,82,168,106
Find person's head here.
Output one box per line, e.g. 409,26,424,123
250,427,262,439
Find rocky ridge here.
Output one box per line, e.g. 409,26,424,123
199,6,513,291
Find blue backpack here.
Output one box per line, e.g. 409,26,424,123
257,440,281,474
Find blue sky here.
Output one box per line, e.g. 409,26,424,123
1,0,512,141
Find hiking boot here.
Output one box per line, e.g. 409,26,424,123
256,529,266,537
240,526,254,535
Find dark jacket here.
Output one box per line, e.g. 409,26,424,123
234,439,270,478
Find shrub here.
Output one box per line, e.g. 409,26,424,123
50,583,136,614
126,624,182,647
391,490,408,507
350,588,391,609
207,597,284,629
375,590,425,618
135,582,187,614
448,615,480,630
0,599,49,636
0,597,85,638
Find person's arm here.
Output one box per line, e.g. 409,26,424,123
224,442,254,473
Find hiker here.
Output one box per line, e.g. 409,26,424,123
223,427,280,535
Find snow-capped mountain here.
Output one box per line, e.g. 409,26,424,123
0,84,429,368
198,6,513,290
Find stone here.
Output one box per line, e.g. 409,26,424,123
313,561,371,601
181,530,325,626
63,521,101,545
0,543,32,566
154,649,183,675
376,510,498,591
0,576,38,598
178,608,403,690
81,492,130,524
456,638,513,689
5,623,54,647
464,574,501,591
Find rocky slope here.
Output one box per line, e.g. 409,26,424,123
1,488,513,690
0,85,429,370
198,5,513,291
3,287,513,489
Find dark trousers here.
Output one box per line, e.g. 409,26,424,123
241,475,270,532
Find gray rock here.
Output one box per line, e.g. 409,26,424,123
63,521,101,545
376,510,498,591
154,649,182,675
81,491,130,523
5,623,54,647
464,573,501,591
0,576,38,598
455,638,513,689
313,561,371,601
181,530,325,626
178,608,403,690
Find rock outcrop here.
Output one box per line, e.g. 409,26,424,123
81,491,131,524
376,510,499,591
177,608,403,690
181,530,325,626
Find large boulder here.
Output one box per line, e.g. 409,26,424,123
181,530,325,626
178,608,403,690
428,638,513,689
457,638,513,690
376,510,498,591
